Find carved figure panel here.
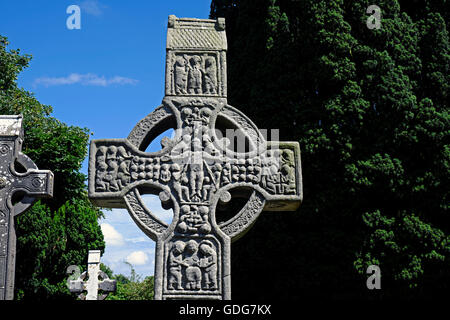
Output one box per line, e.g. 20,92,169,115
171,53,219,96
165,236,220,294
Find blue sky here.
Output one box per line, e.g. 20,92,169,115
0,0,212,278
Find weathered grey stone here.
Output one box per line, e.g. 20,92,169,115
88,15,302,300
68,250,116,300
0,115,54,300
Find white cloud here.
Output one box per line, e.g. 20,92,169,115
126,251,149,266
79,0,107,16
126,236,152,244
34,73,138,87
101,223,125,246
102,209,133,224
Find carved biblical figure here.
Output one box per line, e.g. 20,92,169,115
174,56,188,94
168,241,186,290
204,57,217,94
187,56,203,94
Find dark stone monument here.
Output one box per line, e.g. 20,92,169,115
0,115,54,300
88,16,302,299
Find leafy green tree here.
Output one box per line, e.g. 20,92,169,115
211,0,449,299
106,262,154,300
0,35,105,300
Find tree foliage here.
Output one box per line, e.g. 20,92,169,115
0,35,105,300
210,0,449,299
106,262,154,300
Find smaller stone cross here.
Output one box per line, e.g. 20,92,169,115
68,250,116,300
0,115,54,300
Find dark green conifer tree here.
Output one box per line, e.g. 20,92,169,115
210,0,449,299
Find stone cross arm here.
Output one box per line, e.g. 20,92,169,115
88,137,302,213
2,168,53,202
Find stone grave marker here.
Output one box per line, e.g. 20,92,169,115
88,15,302,300
68,249,116,300
0,115,54,300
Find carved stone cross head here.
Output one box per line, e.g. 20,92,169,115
68,250,116,300
0,115,54,300
89,16,302,300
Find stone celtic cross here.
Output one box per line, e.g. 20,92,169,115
88,15,302,300
68,250,116,300
0,115,54,300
